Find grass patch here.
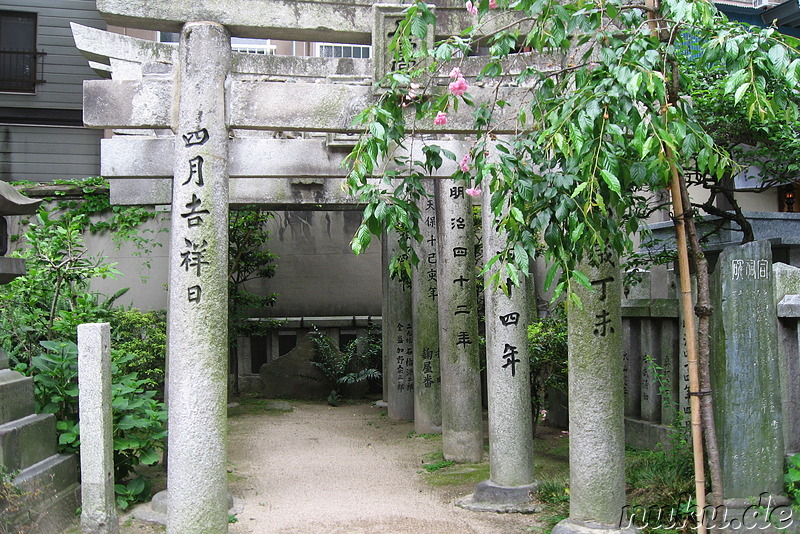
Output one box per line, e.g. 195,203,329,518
420,451,490,486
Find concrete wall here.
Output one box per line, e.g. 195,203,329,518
10,204,382,318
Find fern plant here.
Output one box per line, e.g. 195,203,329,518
309,325,381,406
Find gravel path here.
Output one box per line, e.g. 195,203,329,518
225,401,540,534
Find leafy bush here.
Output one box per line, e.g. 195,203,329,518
18,341,166,510
786,454,800,506
109,308,167,395
0,210,124,367
0,189,167,510
527,306,568,429
310,325,381,406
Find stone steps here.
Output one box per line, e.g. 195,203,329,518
0,412,58,471
0,354,80,534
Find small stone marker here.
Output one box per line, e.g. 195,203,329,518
383,229,415,421
712,241,785,512
435,178,483,463
553,252,635,534
78,323,119,534
166,23,231,534
412,179,442,433
774,262,800,455
458,200,536,512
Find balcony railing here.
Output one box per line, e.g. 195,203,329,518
0,49,45,93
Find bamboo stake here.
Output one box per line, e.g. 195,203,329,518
669,164,708,534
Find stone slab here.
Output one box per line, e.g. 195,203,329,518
83,79,173,129
0,413,57,472
624,417,671,451
0,371,35,424
777,294,800,318
259,332,331,399
94,0,510,43
86,77,527,134
13,453,80,500
712,240,784,499
101,137,470,179
0,256,26,284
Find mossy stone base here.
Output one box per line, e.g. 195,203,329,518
552,518,639,534
455,480,538,513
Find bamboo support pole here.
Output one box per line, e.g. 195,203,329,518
669,165,708,534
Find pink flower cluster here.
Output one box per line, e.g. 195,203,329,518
466,187,482,197
466,0,498,13
448,67,468,96
434,111,448,125
459,153,471,172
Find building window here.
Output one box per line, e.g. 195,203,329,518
0,11,44,93
317,43,371,59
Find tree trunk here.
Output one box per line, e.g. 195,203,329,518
678,174,725,511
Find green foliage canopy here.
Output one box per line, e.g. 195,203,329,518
344,0,800,301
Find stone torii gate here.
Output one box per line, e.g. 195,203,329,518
72,2,628,533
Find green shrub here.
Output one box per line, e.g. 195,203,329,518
19,341,166,510
109,308,167,395
310,325,382,406
786,454,800,506
527,306,568,428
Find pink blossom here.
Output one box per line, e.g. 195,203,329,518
434,111,448,125
449,66,462,79
459,154,471,172
465,0,478,15
449,76,468,96
489,0,498,7
466,187,482,197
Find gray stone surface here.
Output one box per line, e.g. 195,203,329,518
774,263,800,454
639,319,660,423
383,229,415,421
165,23,231,534
565,255,627,527
0,256,26,284
258,332,331,399
78,323,119,534
435,178,482,463
412,179,441,434
135,489,236,526
86,76,527,135
659,319,679,427
93,0,511,44
11,454,81,534
622,318,641,418
0,413,57,472
0,348,7,370
480,197,535,492
712,240,784,499
0,370,35,425
456,480,537,513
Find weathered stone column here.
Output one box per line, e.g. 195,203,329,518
78,323,119,534
167,22,231,534
435,178,483,463
553,254,635,534
711,241,787,523
413,178,441,433
383,229,415,421
459,196,535,511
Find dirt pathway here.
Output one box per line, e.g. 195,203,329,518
225,400,542,534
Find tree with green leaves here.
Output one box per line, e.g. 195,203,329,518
228,207,278,395
344,0,800,525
